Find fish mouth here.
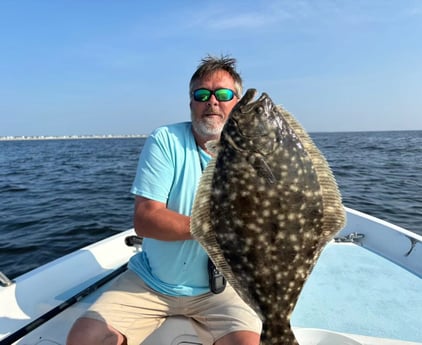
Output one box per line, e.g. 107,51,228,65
237,88,258,107
236,89,271,112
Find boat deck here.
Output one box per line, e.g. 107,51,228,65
292,242,422,344
2,208,422,345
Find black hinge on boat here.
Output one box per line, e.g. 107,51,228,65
0,271,14,287
334,232,365,245
125,235,143,247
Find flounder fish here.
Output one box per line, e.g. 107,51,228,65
190,89,346,345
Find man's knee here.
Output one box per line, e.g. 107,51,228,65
66,317,126,345
214,330,260,345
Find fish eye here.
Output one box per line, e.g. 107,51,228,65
256,105,264,114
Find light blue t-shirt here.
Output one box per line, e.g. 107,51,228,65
129,122,212,296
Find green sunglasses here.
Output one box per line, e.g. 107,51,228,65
192,88,236,102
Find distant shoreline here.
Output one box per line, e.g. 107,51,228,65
1,129,420,141
0,134,147,141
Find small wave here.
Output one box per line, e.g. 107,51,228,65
1,134,421,280
0,184,29,193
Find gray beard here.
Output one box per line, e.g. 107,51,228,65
191,118,224,139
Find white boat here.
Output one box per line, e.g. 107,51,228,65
1,207,421,345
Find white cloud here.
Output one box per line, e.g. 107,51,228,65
175,1,298,32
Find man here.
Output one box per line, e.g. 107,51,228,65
66,55,262,345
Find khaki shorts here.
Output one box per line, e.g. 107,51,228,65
83,269,262,345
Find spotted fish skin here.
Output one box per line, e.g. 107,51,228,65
191,89,346,345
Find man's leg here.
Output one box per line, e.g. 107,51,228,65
215,331,260,345
66,270,170,345
67,317,127,345
186,284,262,345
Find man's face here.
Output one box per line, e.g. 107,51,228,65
190,70,239,142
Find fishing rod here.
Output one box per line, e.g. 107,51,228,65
0,263,128,345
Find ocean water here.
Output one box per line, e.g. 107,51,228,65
0,131,421,279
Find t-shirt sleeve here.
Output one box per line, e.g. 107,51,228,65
130,129,174,203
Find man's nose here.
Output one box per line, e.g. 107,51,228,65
207,94,219,105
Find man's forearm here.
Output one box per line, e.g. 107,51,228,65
133,196,192,241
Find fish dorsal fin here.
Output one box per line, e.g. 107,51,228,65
190,156,262,316
274,104,346,232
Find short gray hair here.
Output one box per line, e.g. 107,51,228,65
189,55,243,97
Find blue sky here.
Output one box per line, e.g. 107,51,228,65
1,1,421,136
